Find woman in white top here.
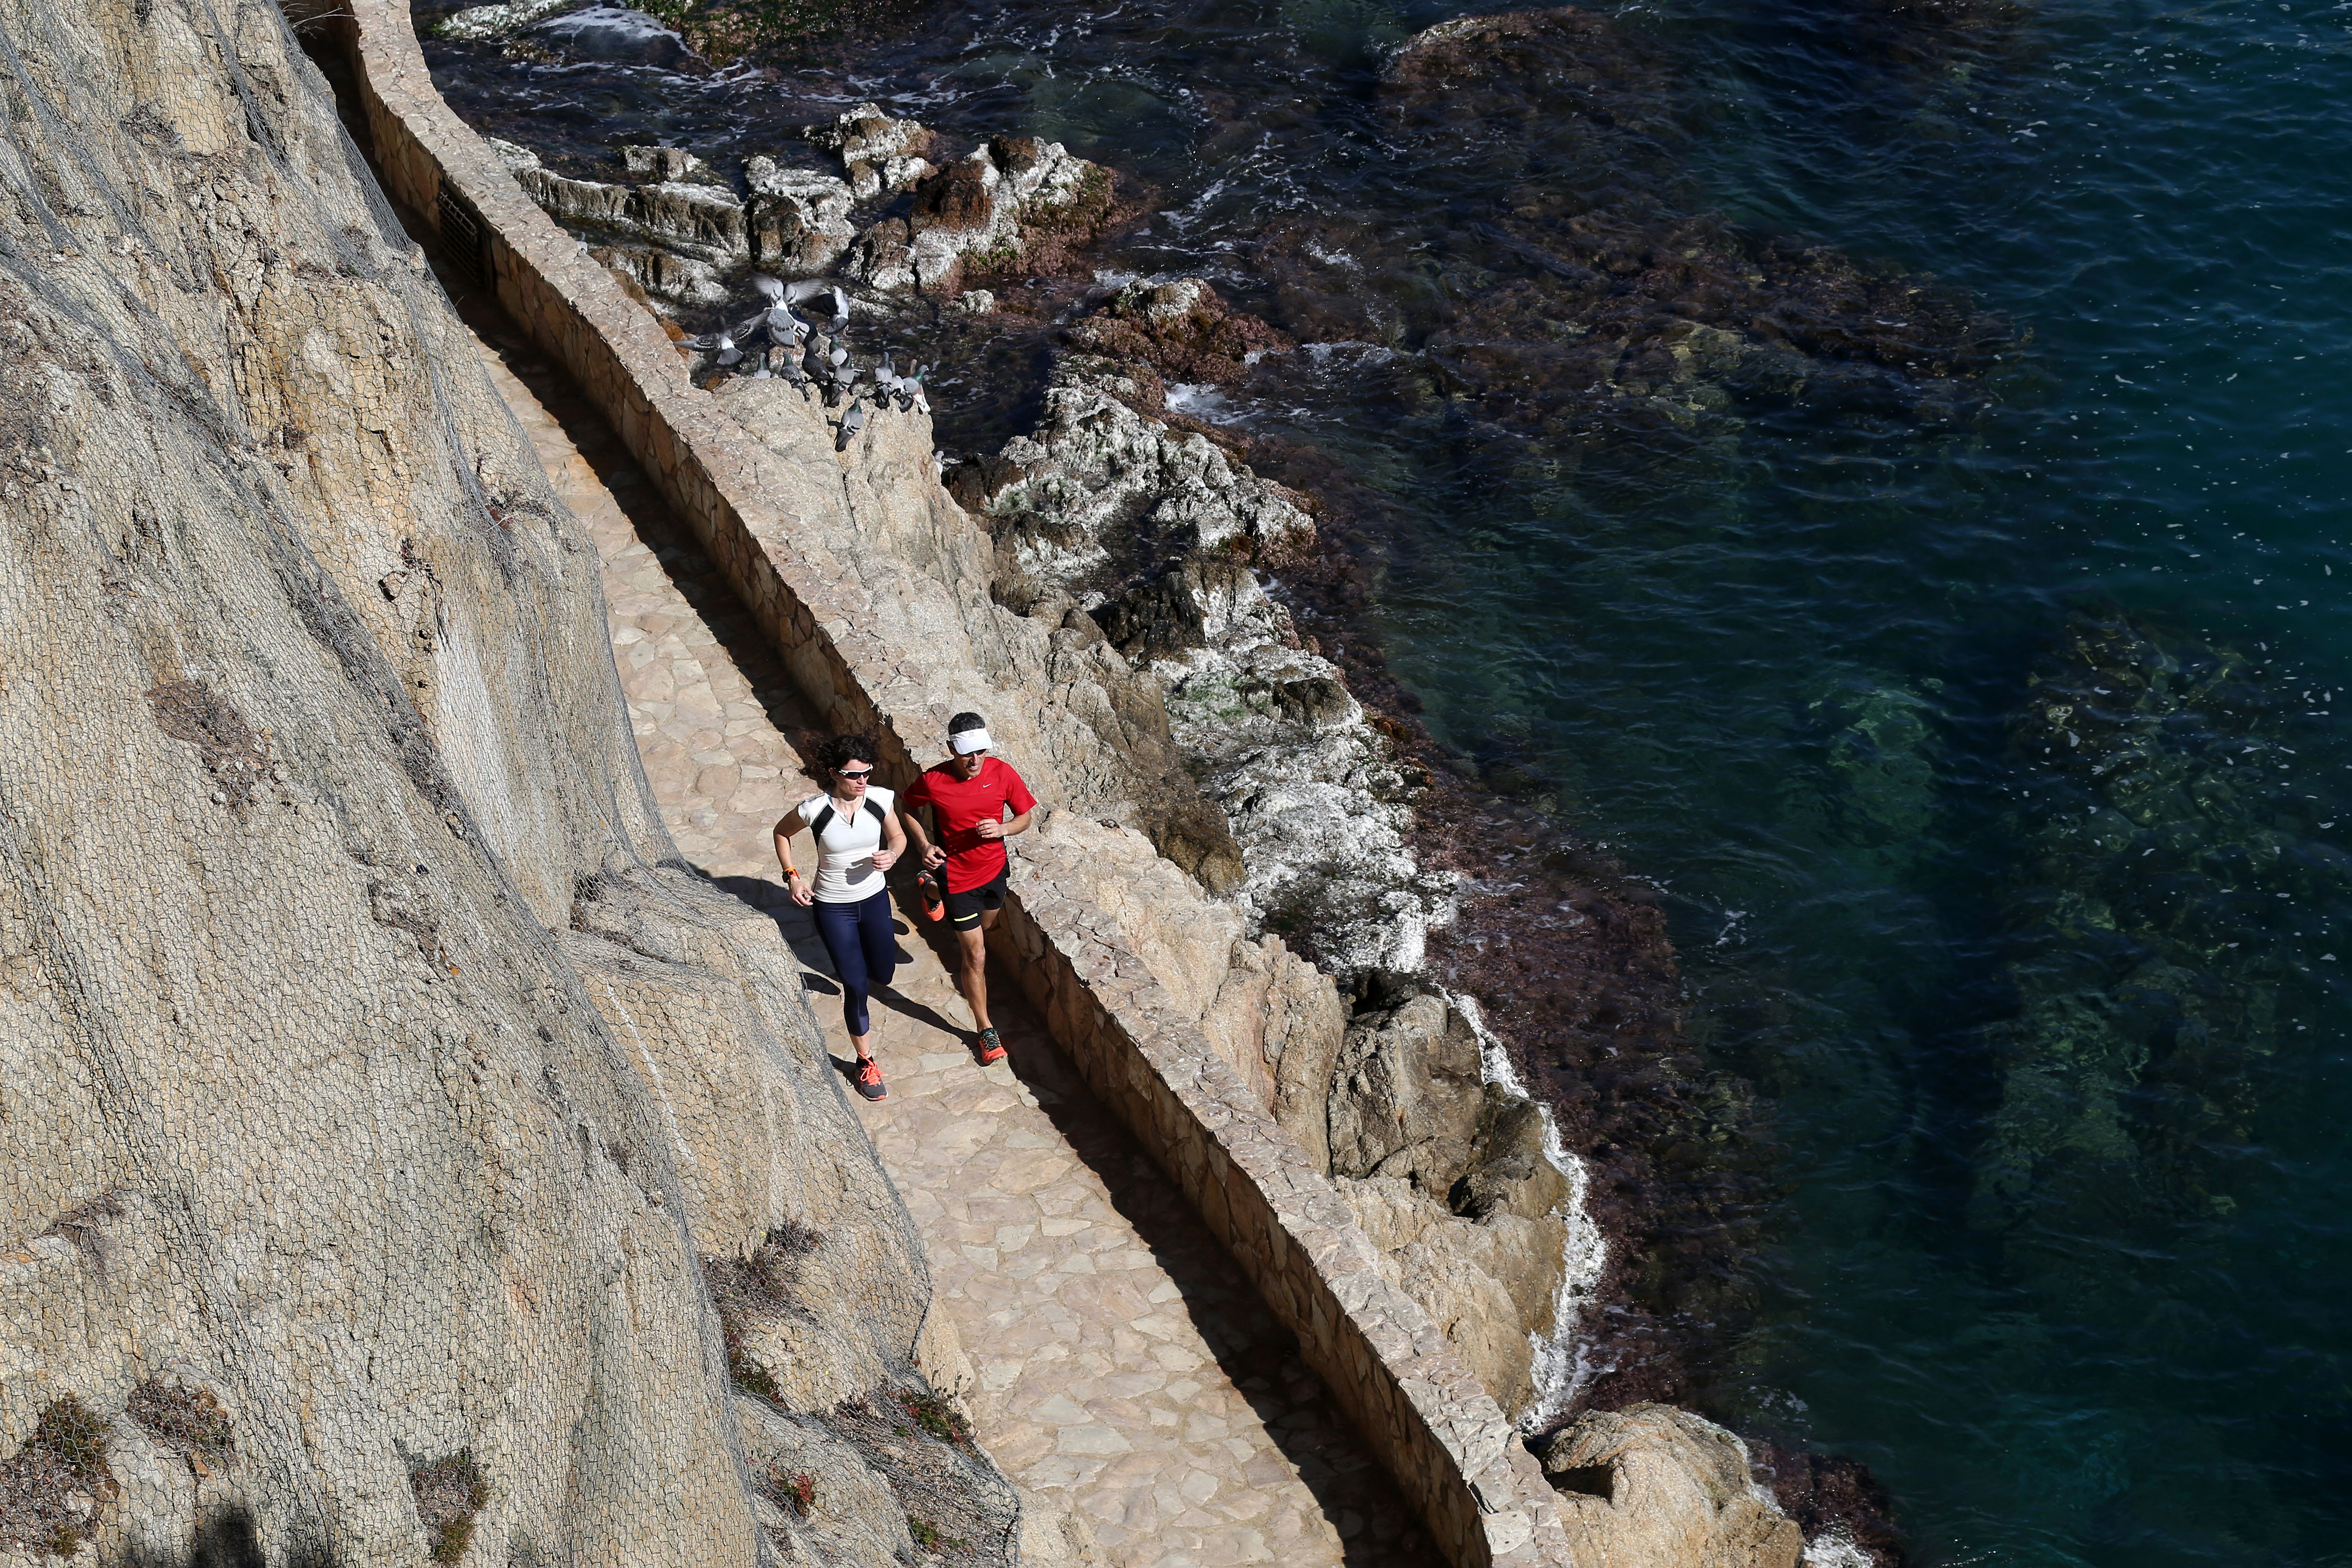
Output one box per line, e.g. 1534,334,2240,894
772,732,907,1100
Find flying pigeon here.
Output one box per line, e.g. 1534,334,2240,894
835,398,866,453
786,279,851,335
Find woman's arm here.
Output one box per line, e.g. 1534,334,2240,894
874,804,907,871
772,816,813,906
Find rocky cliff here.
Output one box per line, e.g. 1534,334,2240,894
0,1,1001,1562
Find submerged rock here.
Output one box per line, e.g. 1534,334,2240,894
433,0,572,40
524,4,704,67
1275,5,2016,454
1970,616,2338,1245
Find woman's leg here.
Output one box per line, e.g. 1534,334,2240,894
855,889,898,999
812,899,874,1044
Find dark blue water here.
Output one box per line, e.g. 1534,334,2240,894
428,0,2352,1560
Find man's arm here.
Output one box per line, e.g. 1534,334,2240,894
972,808,1031,842
898,796,945,869
973,767,1037,842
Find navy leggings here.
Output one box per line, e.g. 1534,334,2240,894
813,889,897,1037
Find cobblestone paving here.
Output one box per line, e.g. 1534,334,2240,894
470,329,1433,1568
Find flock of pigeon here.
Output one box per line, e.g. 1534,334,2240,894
677,276,932,453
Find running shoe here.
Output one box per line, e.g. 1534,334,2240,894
976,1028,1005,1066
854,1057,888,1101
919,868,946,923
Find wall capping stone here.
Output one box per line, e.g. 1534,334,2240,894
320,8,1572,1562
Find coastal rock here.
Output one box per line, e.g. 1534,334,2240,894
0,2,1004,1560
509,161,749,262
747,157,858,273
1535,1404,1807,1568
846,135,1110,295
1065,278,1295,386
590,241,729,304
973,335,1444,969
805,102,937,200
1457,1082,1573,1226
845,216,917,292
1202,932,1348,1115
623,143,720,182
1340,1176,1566,1423
1282,978,1579,1420
1327,983,1485,1187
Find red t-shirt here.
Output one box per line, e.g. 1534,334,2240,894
904,756,1037,893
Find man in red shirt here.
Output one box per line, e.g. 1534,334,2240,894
901,712,1036,1065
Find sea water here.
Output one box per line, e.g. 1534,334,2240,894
424,0,2352,1560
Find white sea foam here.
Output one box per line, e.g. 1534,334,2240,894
1164,382,1236,422
1449,991,1609,1432
1803,1529,1875,1568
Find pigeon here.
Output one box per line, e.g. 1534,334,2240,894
786,279,851,335
679,328,742,368
779,355,809,394
874,355,922,414
750,273,785,302
835,398,866,453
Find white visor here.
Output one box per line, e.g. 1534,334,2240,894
949,727,993,756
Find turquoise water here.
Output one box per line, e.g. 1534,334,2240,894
1349,2,2352,1560
427,0,2352,1559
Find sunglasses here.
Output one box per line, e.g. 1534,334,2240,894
836,767,872,780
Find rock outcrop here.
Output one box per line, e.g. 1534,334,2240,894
0,1,1001,1562
1258,976,1578,1424
845,133,1111,296
804,102,935,201
483,103,1112,315
961,281,1451,971
1535,1405,1807,1568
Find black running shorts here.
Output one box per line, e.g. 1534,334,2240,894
943,866,1009,927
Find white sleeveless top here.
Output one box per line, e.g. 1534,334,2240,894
795,785,894,902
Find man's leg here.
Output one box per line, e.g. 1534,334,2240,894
954,923,992,1032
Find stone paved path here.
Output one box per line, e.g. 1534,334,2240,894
466,324,1432,1568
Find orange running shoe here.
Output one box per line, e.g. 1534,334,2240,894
854,1057,888,1101
919,867,947,923
977,1028,1005,1065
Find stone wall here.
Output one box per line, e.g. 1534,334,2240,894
323,6,1572,1562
